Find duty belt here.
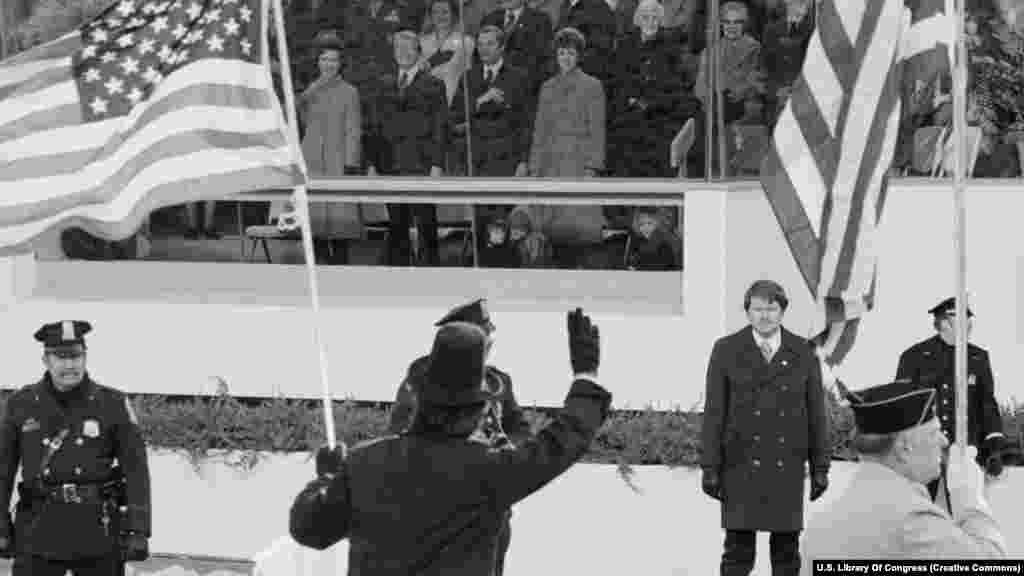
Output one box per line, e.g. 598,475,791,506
41,483,105,504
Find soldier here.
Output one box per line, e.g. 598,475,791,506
387,298,531,576
289,308,609,574
0,321,151,575
895,297,1008,510
799,378,1007,570
700,280,831,576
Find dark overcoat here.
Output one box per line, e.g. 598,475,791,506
0,375,151,560
700,326,831,532
895,335,1003,450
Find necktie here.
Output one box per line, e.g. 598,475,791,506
484,68,494,84
504,10,515,30
760,342,773,362
398,71,408,90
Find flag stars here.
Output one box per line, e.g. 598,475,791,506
172,23,188,40
116,33,135,48
240,38,252,55
116,0,135,16
186,2,203,20
119,56,140,75
90,96,109,115
83,68,102,83
90,28,109,43
158,45,175,63
126,86,145,106
173,49,190,64
143,67,163,84
151,16,169,33
138,38,156,55
184,30,204,45
239,6,252,22
223,18,240,36
81,44,98,59
128,17,146,28
101,51,117,64
106,17,123,28
207,34,225,52
105,76,125,95
202,8,222,23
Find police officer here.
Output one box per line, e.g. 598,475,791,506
895,297,1007,508
0,321,151,575
387,298,531,576
290,308,609,574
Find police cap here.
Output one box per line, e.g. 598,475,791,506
928,297,973,318
420,322,493,408
435,298,495,334
844,378,937,435
34,320,91,351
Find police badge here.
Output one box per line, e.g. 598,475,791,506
968,374,976,387
83,419,101,438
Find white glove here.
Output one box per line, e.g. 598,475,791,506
946,445,991,520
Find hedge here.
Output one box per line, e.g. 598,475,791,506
1,388,1020,480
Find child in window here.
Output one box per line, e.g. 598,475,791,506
624,206,676,270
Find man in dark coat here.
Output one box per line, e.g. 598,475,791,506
481,0,555,99
387,298,530,576
895,297,1008,508
366,28,448,266
700,280,831,576
0,321,151,575
289,308,609,575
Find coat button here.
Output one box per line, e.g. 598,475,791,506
753,434,760,442
752,459,761,467
74,467,82,475
43,468,50,476
754,410,761,416
781,385,788,391
76,437,84,446
779,410,785,417
779,436,785,444
777,460,784,467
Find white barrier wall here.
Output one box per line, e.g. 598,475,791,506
86,450,1024,576
3,181,1024,408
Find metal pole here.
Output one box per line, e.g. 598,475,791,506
704,0,718,180
950,0,968,457
457,0,480,268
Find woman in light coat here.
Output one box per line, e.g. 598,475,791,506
296,39,364,264
525,27,608,268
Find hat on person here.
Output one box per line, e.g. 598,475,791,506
34,321,92,351
843,378,937,435
435,299,495,335
419,322,493,407
313,29,345,52
928,297,974,318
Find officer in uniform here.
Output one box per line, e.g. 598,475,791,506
0,321,151,575
387,298,531,576
799,378,1007,571
895,297,1007,509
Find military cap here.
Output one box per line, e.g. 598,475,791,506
435,299,495,334
420,322,493,407
844,378,937,435
34,320,92,350
928,297,973,318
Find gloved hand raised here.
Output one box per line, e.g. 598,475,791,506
567,308,600,376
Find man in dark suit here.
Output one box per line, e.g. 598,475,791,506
366,28,448,266
451,25,532,256
700,280,831,576
895,297,1008,508
481,0,555,99
555,0,617,85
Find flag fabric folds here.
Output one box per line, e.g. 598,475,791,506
760,0,952,366
0,0,304,255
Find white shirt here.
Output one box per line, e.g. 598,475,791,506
398,66,419,87
483,59,503,81
505,8,523,27
752,328,781,360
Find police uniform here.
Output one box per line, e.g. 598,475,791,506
0,321,151,575
387,299,530,576
799,379,1006,573
895,298,1006,504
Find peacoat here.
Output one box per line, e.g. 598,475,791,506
298,76,365,240
895,335,1004,450
700,325,831,532
799,461,1006,572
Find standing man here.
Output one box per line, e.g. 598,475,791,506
895,297,1008,508
700,280,831,576
290,309,609,574
366,27,448,266
0,321,151,575
388,298,530,576
800,378,1006,570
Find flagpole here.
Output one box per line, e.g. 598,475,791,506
949,0,969,458
457,0,480,267
705,0,718,180
270,0,338,450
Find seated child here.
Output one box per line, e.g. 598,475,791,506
507,207,551,269
624,206,677,271
478,216,520,268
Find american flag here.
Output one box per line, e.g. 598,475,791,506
760,0,951,366
0,0,304,255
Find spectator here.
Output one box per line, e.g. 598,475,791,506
527,27,608,268
555,0,618,84
760,0,815,124
366,29,448,266
450,25,532,255
608,0,700,178
507,206,552,267
461,0,505,36
623,206,677,270
420,0,477,105
478,217,522,267
481,0,555,99
694,1,766,127
296,36,364,265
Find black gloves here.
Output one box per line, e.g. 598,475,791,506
701,469,722,501
978,436,1006,477
122,532,149,562
567,308,600,375
316,444,347,477
810,470,829,501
